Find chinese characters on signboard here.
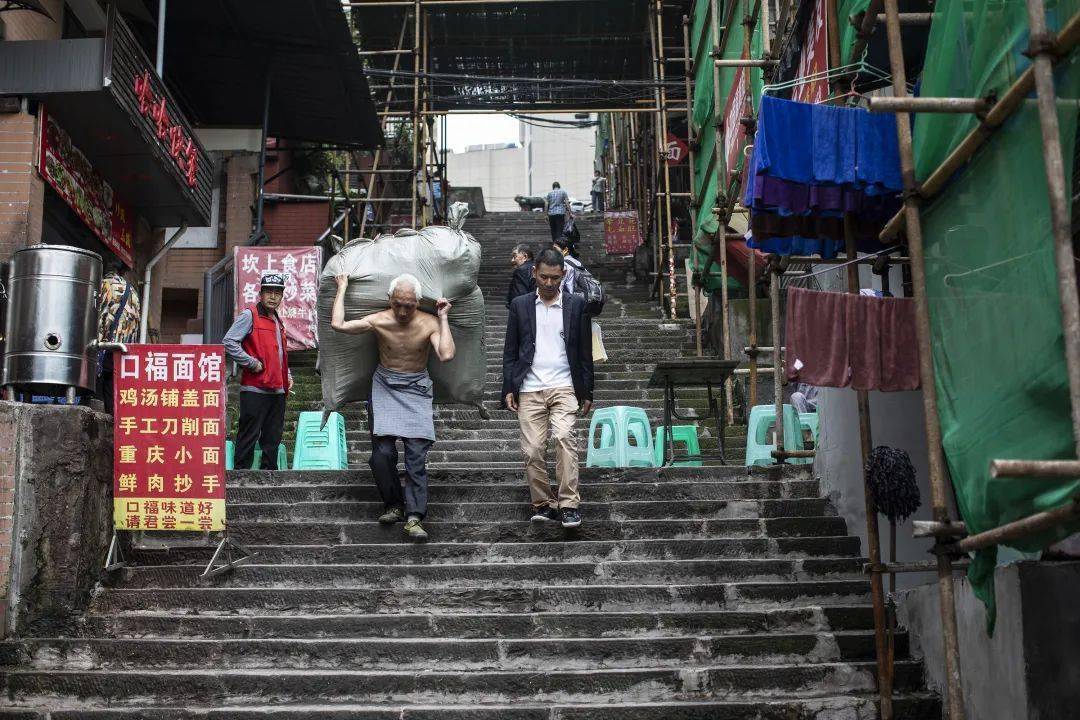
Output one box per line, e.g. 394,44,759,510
233,246,322,351
792,0,830,104
113,345,226,532
604,211,642,255
722,66,749,180
38,106,135,267
666,133,689,165
133,71,200,189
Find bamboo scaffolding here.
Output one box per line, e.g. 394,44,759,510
880,2,966,717
656,0,678,321
684,14,704,356
708,0,733,418
410,0,421,226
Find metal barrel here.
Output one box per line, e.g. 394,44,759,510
2,244,102,392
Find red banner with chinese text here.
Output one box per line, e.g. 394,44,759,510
604,211,642,255
113,345,226,532
722,66,749,179
38,106,136,267
792,0,830,104
233,246,322,351
666,133,689,165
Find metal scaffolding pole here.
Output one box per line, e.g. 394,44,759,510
411,0,421,227
880,2,966,717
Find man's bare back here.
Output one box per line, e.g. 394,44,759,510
330,274,456,370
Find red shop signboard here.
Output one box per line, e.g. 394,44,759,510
233,246,322,351
112,345,227,532
722,66,749,179
604,210,642,255
38,106,135,267
792,0,830,104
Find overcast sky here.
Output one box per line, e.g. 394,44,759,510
443,114,521,153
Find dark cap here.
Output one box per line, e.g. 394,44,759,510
260,272,286,289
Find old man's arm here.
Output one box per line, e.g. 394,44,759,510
430,298,456,362
331,275,377,334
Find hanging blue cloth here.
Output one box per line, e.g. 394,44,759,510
754,96,815,185
856,109,903,195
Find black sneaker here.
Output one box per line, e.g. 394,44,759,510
560,508,582,528
531,506,561,523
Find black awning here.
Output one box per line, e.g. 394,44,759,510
161,0,382,149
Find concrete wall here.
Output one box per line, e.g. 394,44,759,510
446,115,596,212
0,402,112,637
897,561,1080,719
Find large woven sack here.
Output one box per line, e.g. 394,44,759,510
317,204,485,410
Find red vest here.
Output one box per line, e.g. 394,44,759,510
240,305,289,391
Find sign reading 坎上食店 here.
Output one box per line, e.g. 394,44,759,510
113,345,227,532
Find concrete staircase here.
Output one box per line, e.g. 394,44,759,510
0,212,939,718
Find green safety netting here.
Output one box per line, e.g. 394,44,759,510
915,0,1080,631
837,0,873,64
690,0,763,292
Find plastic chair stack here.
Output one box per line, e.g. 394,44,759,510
745,404,805,466
292,411,349,470
225,440,288,471
586,406,654,468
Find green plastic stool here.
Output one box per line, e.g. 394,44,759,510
225,440,287,470
292,411,348,470
745,404,804,466
653,425,703,467
586,406,654,468
799,412,820,451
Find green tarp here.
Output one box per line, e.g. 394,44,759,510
914,0,1080,630
689,0,763,292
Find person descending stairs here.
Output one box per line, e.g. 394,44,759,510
0,212,940,718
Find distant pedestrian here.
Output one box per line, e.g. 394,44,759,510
223,273,293,470
502,249,594,529
506,243,536,308
96,259,141,414
544,181,570,242
591,171,607,213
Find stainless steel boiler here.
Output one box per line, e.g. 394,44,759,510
2,245,102,394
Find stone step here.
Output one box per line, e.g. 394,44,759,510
225,516,848,545
127,537,862,567
109,558,865,590
0,695,943,719
225,499,832,523
223,479,822,503
73,606,877,640
0,662,928,707
225,466,806,487
2,631,908,671
88,580,873,614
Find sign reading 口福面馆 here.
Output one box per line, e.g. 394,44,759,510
233,246,322,351
113,345,226,532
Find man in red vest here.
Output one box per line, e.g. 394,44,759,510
223,272,293,470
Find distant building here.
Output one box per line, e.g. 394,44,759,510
446,115,596,212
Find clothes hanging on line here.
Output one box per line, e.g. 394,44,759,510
744,96,903,258
785,286,920,392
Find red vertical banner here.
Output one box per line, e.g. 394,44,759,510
603,210,642,255
233,246,322,351
722,66,749,179
113,345,227,532
792,0,830,104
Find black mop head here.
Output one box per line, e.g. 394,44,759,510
866,446,922,523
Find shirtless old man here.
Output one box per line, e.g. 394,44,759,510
331,273,455,542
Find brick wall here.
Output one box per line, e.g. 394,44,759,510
265,201,330,247
224,154,257,251
0,112,43,262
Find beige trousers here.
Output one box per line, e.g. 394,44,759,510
517,387,580,509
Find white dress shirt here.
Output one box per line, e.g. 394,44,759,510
521,291,573,392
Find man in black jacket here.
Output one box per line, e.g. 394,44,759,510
502,249,594,528
505,244,535,308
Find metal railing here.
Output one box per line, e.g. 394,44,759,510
202,254,235,344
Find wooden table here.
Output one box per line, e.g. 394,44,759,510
647,359,741,466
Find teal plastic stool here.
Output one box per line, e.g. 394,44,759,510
292,411,348,470
745,404,804,466
586,406,654,467
653,425,703,467
225,440,287,470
